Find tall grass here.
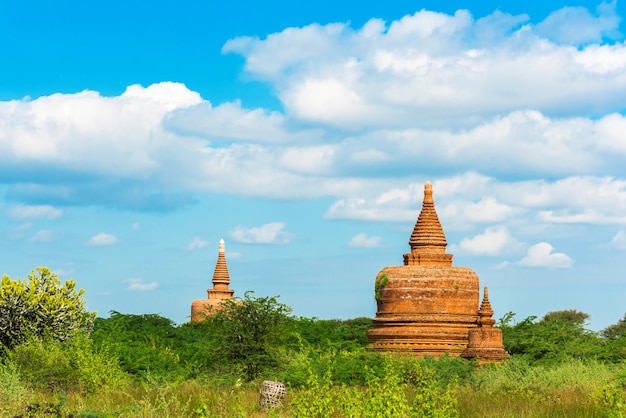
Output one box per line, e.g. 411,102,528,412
458,357,626,418
2,354,625,417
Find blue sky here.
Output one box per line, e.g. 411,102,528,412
1,1,626,330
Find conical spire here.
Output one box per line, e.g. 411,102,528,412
409,182,448,250
192,238,235,321
478,287,496,328
211,239,231,290
404,182,453,266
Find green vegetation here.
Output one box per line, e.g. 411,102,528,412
374,273,388,300
1,266,626,416
0,267,95,349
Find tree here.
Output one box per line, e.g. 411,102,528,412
91,311,194,379
542,309,590,326
601,313,626,340
0,267,95,349
208,292,292,381
499,310,603,364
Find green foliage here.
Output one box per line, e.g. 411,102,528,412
280,346,386,388
291,355,459,418
207,292,293,381
468,356,620,395
10,332,128,393
0,267,95,349
91,311,188,380
543,309,590,326
459,357,626,417
596,380,626,418
499,310,607,364
0,359,27,414
603,314,626,340
374,273,388,300
289,316,372,350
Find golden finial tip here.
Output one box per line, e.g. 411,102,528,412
219,239,225,253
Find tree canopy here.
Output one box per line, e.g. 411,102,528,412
206,292,293,381
0,267,95,349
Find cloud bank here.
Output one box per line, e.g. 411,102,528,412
1,4,625,271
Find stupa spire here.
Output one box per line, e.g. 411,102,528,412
191,239,236,321
404,182,453,266
211,239,231,290
478,287,496,327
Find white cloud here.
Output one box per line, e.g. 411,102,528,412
0,83,201,174
124,278,159,291
165,100,321,143
326,197,418,222
456,226,522,256
230,222,293,244
610,230,626,250
534,3,621,45
225,8,626,130
279,145,336,175
31,229,53,242
348,233,382,248
0,5,623,239
132,222,141,231
518,242,573,268
324,173,626,228
441,197,517,226
5,204,63,220
187,236,209,251
86,233,118,246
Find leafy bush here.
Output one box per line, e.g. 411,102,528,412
10,332,128,392
499,311,606,364
0,359,27,413
0,267,95,349
206,292,293,381
291,355,459,417
603,314,626,340
290,317,372,350
92,311,194,381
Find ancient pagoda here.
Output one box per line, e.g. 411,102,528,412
367,182,508,362
190,239,235,321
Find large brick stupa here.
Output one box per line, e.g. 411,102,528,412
367,182,508,362
190,239,235,321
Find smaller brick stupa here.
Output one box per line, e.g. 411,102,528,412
461,287,510,363
190,239,235,321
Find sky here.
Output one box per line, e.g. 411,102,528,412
1,0,626,330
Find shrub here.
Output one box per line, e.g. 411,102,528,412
207,292,293,381
0,359,27,413
10,332,128,393
0,267,95,349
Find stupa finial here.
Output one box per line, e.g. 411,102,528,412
424,181,433,203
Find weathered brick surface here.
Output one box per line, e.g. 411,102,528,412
367,182,508,362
